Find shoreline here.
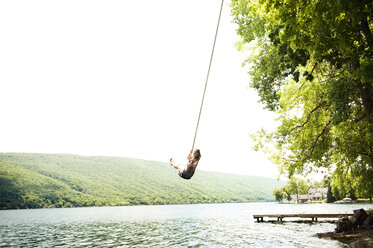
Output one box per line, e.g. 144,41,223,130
3,201,372,211
1,201,278,211
318,229,373,247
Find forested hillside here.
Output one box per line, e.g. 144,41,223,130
0,153,283,209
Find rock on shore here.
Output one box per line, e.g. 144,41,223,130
318,209,373,247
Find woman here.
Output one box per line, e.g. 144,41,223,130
170,149,201,180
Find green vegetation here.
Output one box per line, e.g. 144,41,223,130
356,198,373,203
308,200,325,204
231,0,373,199
273,177,308,203
0,153,284,209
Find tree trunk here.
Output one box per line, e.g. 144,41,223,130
350,209,368,228
362,83,373,143
357,16,373,144
360,17,372,48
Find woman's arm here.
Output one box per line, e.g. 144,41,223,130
187,150,193,161
186,158,198,167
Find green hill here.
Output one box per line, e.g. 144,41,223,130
0,153,283,209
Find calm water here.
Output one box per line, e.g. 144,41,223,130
1,202,372,247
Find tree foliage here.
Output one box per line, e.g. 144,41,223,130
273,177,308,203
326,183,336,203
231,0,373,198
287,177,308,201
273,187,286,202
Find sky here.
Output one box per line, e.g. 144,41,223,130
0,0,279,179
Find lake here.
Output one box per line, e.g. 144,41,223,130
1,202,372,247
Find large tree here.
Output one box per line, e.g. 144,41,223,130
231,0,373,197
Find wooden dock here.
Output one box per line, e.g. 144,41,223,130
253,213,354,222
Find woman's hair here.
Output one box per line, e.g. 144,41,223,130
193,149,201,160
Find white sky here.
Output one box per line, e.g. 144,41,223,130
0,0,279,178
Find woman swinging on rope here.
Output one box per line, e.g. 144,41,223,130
170,149,201,180
169,0,223,180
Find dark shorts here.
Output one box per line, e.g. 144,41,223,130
178,165,196,180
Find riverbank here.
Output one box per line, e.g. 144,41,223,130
318,229,373,247
318,208,373,247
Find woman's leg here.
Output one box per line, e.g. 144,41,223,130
170,158,179,170
170,159,185,174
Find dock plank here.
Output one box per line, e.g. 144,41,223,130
253,213,353,222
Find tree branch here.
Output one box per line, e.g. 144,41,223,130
302,118,333,162
297,62,318,91
354,114,366,123
288,99,326,134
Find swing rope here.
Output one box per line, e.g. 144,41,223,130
191,0,224,152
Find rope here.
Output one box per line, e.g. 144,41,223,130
191,0,224,151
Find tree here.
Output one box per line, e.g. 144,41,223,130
349,188,357,201
307,179,326,189
231,0,373,194
287,177,308,203
326,183,336,203
284,185,292,202
274,178,308,203
273,187,285,203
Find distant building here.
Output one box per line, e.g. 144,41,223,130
289,194,308,203
308,187,328,201
289,188,328,203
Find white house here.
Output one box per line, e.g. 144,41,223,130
289,187,328,203
308,187,328,201
291,194,309,203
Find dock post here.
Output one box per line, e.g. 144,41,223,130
254,217,264,222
